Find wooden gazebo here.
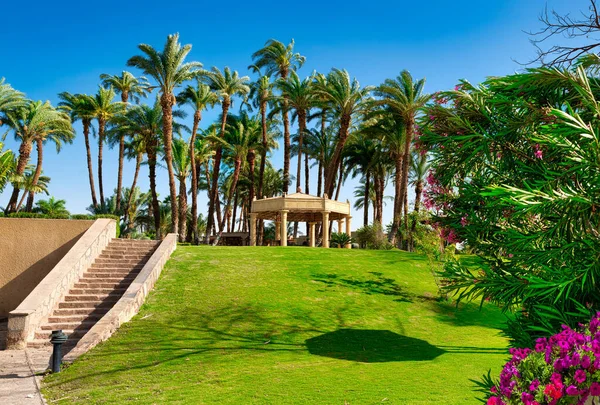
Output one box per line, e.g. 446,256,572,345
249,192,352,248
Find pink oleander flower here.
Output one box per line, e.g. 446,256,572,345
533,144,543,159
460,216,468,227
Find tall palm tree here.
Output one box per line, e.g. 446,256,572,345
58,92,98,208
33,196,69,216
15,172,50,212
207,120,261,244
122,135,145,227
100,71,150,211
2,101,73,213
118,102,165,239
0,79,25,122
345,133,378,227
88,86,124,210
409,151,430,213
203,66,250,240
275,71,316,191
127,33,203,234
373,71,429,244
313,69,372,198
246,69,274,200
177,79,217,244
172,137,192,243
251,39,305,194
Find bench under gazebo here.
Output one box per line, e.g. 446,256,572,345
249,192,352,248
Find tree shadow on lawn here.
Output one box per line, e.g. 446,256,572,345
44,306,507,389
312,272,424,303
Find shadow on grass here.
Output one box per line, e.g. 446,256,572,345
312,272,414,303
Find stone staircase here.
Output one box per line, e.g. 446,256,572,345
26,239,160,350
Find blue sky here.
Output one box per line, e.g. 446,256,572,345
0,0,589,229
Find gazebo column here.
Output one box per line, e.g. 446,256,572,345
280,210,289,247
308,222,316,247
249,213,257,246
275,219,281,243
345,216,352,249
322,211,330,248
337,219,343,233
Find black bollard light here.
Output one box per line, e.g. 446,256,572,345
50,330,68,373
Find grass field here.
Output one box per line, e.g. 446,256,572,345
42,247,508,404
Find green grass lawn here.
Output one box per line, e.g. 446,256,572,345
42,247,508,404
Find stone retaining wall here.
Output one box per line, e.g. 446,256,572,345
7,219,116,349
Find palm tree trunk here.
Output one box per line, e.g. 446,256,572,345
248,150,256,203
231,188,239,233
317,161,323,197
363,171,370,227
283,103,290,194
258,101,267,199
414,180,423,212
324,114,351,197
335,162,344,201
389,154,403,244
24,138,44,212
296,111,306,191
147,144,161,240
97,116,106,210
115,134,125,212
160,93,179,235
404,187,410,251
213,157,241,246
83,120,98,209
124,152,143,234
178,176,187,243
6,140,32,213
304,150,310,236
190,110,201,244
396,118,414,247
206,100,229,243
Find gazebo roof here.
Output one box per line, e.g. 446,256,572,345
250,192,351,222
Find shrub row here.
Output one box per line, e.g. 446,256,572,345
2,212,120,221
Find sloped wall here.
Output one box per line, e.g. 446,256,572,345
0,218,94,317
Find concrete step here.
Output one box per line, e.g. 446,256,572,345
41,321,96,331
47,314,104,323
94,258,146,265
87,265,143,272
35,328,89,340
80,272,137,280
64,294,122,302
58,301,116,309
51,307,110,317
69,287,127,295
74,281,130,289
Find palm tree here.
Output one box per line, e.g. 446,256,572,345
409,151,430,213
100,71,150,211
88,86,124,210
0,79,25,122
275,71,316,191
118,102,165,239
251,39,305,194
203,66,250,240
373,71,429,244
345,133,378,227
34,196,69,216
2,101,73,213
127,33,203,234
313,69,372,198
246,70,274,200
122,135,145,227
177,79,217,244
15,172,50,212
172,137,192,242
58,92,99,208
208,120,261,244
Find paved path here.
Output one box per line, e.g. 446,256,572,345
0,349,51,405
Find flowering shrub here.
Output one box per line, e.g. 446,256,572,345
419,64,600,347
488,314,600,405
